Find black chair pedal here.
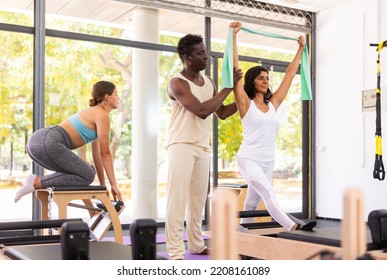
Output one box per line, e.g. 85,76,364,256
96,200,124,212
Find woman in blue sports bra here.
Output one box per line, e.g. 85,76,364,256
230,22,316,231
14,81,123,203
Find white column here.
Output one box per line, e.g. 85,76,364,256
132,7,159,218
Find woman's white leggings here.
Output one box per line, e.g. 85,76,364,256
237,156,298,231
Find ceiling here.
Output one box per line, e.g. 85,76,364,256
259,0,350,12
0,0,349,51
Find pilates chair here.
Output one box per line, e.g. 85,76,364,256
35,185,124,244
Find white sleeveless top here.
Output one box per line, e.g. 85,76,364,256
237,101,279,161
167,73,214,151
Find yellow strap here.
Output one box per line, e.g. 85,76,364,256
376,135,383,155
378,41,385,53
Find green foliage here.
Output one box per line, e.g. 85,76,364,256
0,31,33,144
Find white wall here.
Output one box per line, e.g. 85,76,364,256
316,0,387,220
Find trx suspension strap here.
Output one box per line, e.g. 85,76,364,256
221,27,312,101
372,40,387,180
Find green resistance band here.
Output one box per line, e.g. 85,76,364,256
221,27,312,101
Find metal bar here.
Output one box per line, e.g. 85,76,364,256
0,235,61,246
67,203,103,212
115,0,312,33
204,7,212,227
46,29,176,53
0,22,33,34
310,12,317,220
0,219,82,231
239,210,270,218
370,42,387,47
32,0,46,221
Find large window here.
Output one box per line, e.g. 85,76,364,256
0,1,311,225
0,10,34,221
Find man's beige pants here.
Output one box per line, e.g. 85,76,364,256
165,143,210,260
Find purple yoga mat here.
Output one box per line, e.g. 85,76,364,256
102,232,210,260
157,251,209,260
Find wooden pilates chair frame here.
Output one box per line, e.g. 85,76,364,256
35,186,124,244
235,187,387,260
207,186,387,260
210,188,239,259
236,229,343,260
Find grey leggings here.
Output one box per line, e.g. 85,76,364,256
27,126,96,188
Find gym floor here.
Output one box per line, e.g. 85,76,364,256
102,224,211,258
102,218,339,259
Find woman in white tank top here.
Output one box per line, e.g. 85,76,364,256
230,21,316,231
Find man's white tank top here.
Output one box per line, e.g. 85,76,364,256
237,101,279,161
167,73,214,151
